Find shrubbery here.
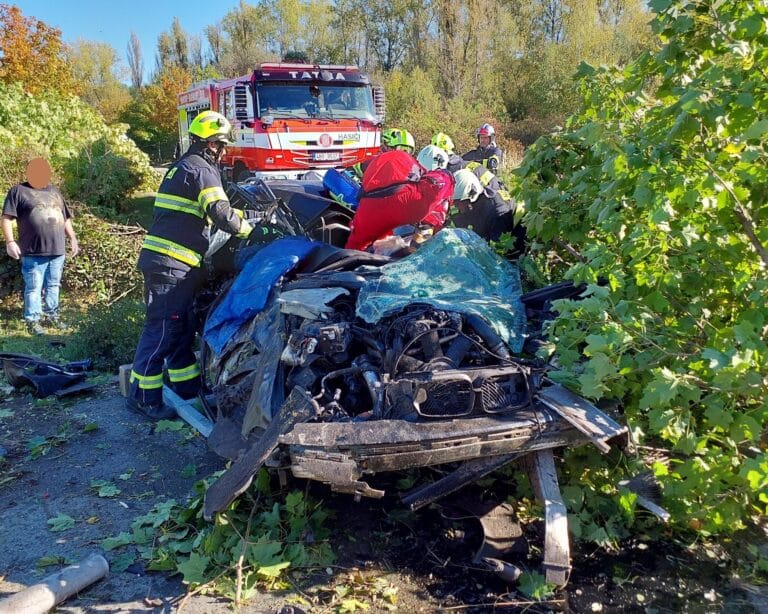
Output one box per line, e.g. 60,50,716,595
516,0,768,536
64,208,143,301
0,82,158,209
63,298,144,372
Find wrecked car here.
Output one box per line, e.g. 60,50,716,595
189,179,631,586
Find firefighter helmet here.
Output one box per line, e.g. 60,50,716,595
453,169,482,203
476,123,495,139
431,132,455,155
381,128,415,153
417,145,448,170
188,111,233,143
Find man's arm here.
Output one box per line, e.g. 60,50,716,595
64,218,79,257
1,214,20,260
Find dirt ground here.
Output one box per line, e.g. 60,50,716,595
1,381,767,613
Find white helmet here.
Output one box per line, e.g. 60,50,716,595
417,145,449,170
453,169,482,203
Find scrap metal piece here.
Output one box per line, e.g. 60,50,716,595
162,386,213,437
2,358,87,398
402,454,518,510
290,451,384,498
526,448,571,587
441,499,526,583
537,383,627,453
282,407,585,477
204,386,319,521
619,472,671,522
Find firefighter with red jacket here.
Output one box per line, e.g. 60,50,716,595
127,111,253,420
346,150,454,251
462,123,503,174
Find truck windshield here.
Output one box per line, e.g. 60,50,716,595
256,83,376,120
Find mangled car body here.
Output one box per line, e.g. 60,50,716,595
192,180,631,586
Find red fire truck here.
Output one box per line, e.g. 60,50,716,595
177,63,385,181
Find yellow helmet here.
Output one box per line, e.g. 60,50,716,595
188,110,233,143
431,132,455,155
381,128,415,153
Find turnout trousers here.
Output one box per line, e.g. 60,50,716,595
129,252,203,407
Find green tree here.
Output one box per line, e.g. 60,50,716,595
516,0,768,536
67,39,131,123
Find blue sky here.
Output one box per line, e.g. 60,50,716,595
16,1,243,81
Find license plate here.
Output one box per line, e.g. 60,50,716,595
313,152,341,161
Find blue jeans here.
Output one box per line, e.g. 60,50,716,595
21,255,65,322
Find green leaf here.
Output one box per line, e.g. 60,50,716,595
518,571,556,600
155,420,184,432
90,479,121,497
0,408,15,418
177,552,210,585
339,598,370,612
110,552,136,573
744,119,768,139
101,532,133,551
257,560,291,578
47,513,75,532
638,369,679,409
36,555,66,568
82,422,99,433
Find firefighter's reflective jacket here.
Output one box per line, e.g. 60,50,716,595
462,144,503,174
451,162,526,242
140,151,247,268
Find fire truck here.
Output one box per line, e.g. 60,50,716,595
177,63,385,181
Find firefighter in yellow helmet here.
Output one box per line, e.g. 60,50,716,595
128,110,253,420
431,132,466,173
350,127,416,179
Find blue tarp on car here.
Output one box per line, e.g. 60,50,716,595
355,228,527,353
203,237,319,354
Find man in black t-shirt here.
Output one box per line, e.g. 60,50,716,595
1,158,79,335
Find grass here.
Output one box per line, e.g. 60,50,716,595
0,313,75,362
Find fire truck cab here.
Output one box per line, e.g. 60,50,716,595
178,63,385,181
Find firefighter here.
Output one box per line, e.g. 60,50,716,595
350,128,415,179
431,132,465,173
346,150,454,251
462,123,503,174
127,110,253,420
449,168,525,252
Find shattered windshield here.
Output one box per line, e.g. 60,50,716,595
256,82,376,120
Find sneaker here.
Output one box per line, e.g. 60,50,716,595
125,398,177,421
43,316,69,330
26,320,45,336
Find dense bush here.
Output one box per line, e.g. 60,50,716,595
516,0,768,537
64,209,143,301
62,127,157,213
382,67,524,165
0,82,157,209
63,298,144,372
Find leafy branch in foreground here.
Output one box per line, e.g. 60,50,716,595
102,470,334,604
516,0,768,538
